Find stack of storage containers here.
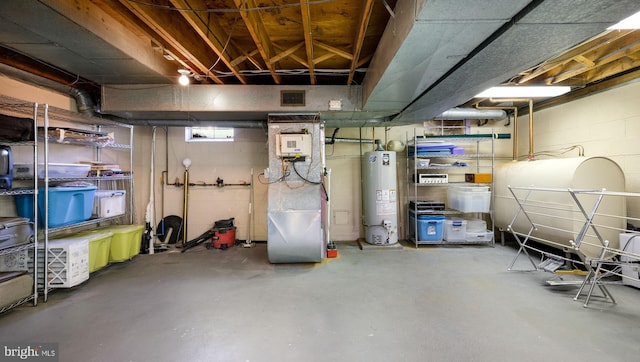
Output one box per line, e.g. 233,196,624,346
446,185,491,213
73,229,113,273
93,224,145,262
409,211,445,242
38,235,90,288
444,218,467,242
15,185,97,228
465,219,492,243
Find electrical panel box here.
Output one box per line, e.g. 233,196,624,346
276,133,312,157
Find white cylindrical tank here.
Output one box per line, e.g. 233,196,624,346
363,150,398,245
494,157,625,259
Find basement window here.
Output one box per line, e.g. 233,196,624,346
185,127,234,142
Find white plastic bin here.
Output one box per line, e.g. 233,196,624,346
465,230,493,243
447,185,491,213
444,219,467,242
466,219,487,232
13,163,90,179
93,190,126,218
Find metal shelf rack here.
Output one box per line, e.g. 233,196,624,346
0,94,134,303
406,127,495,247
0,96,38,313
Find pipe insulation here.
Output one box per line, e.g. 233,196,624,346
432,107,506,120
144,127,157,254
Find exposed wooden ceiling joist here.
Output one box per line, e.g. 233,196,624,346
233,0,281,84
314,41,353,61
300,0,316,85
516,30,640,85
270,42,305,64
119,0,223,83
170,0,248,84
273,44,309,69
348,0,375,86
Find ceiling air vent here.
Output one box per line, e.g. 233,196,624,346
280,90,305,106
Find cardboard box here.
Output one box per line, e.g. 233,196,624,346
465,173,492,183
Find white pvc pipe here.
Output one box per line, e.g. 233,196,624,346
145,127,156,254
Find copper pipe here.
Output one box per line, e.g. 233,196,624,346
182,168,189,245
474,104,518,160
489,98,535,160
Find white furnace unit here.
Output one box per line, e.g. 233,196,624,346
363,150,398,245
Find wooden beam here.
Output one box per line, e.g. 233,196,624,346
574,55,595,67
44,0,179,80
517,30,636,84
580,57,640,84
170,0,248,84
231,49,263,70
314,41,353,61
348,0,374,85
534,67,640,111
270,42,305,64
0,46,97,91
300,0,316,85
273,44,309,68
549,40,640,84
119,0,223,84
233,0,281,84
314,52,335,65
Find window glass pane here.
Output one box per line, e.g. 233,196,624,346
185,127,234,142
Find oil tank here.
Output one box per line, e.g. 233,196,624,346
363,150,398,245
494,157,625,259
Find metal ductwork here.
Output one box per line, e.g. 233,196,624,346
123,119,268,129
69,88,96,117
391,0,640,124
0,63,98,117
432,107,506,121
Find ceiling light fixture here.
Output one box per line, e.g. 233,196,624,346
608,10,640,30
475,86,571,98
178,69,191,86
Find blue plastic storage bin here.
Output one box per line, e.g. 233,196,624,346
15,186,97,227
409,211,444,242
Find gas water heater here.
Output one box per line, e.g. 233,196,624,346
363,149,398,245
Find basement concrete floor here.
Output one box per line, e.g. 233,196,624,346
1,240,639,362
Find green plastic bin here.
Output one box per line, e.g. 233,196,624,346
74,230,113,273
95,225,144,262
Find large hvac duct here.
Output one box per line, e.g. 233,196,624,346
494,157,625,259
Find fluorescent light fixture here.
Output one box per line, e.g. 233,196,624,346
608,10,640,30
475,86,571,98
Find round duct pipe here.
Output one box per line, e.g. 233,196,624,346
0,63,97,116
432,107,506,120
69,88,96,116
124,119,268,128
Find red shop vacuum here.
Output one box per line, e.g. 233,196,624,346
206,218,237,250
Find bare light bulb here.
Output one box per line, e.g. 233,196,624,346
182,157,192,169
178,74,189,86
178,69,191,86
